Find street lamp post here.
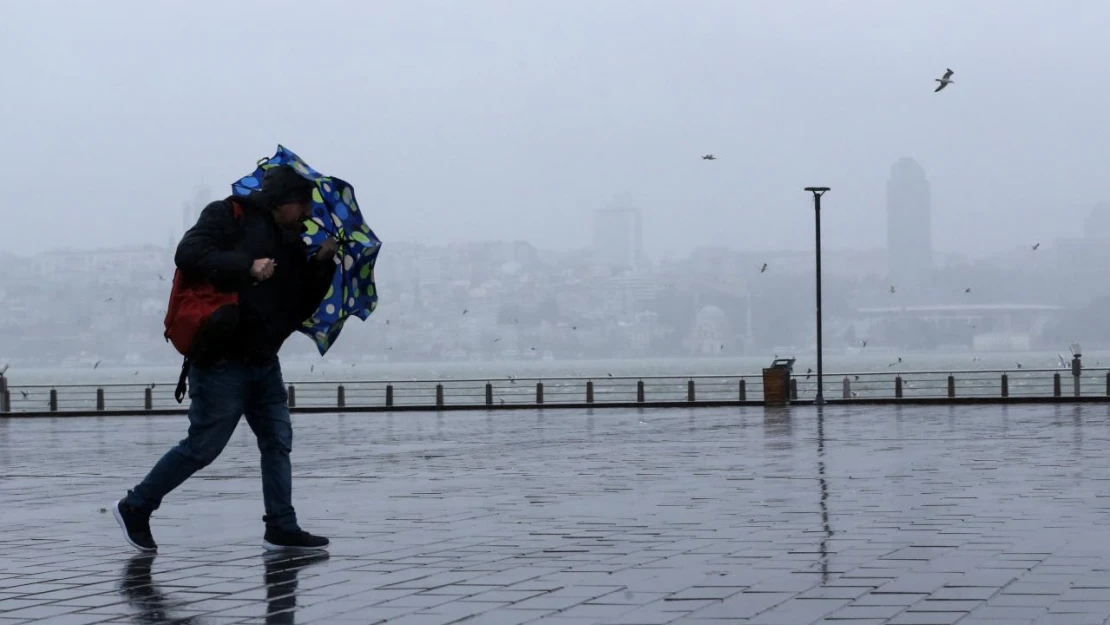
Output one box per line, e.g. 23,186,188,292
804,187,830,405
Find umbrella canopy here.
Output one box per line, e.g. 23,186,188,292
232,145,381,355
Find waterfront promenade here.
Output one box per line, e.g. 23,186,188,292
2,404,1110,624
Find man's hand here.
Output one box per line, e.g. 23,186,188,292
315,238,338,262
250,258,277,281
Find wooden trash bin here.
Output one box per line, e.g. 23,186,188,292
762,358,795,405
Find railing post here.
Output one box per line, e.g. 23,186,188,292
586,381,594,404
895,376,903,399
485,383,493,406
435,384,444,408
385,384,394,407
96,388,105,411
1053,373,1061,398
947,375,955,399
287,385,296,408
636,380,645,403
337,385,345,408
738,379,746,401
1001,374,1009,398
144,387,153,410
0,377,8,413
789,378,798,400
687,380,695,402
49,389,58,412
1105,372,1110,397
1073,354,1083,398
842,376,850,399
536,382,544,404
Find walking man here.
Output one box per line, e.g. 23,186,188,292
113,165,337,552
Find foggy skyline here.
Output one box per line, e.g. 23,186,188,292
2,0,1108,259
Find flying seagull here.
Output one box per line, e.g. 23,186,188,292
889,285,896,294
760,263,768,273
1032,243,1040,250
964,287,972,293
934,68,954,92
701,154,717,161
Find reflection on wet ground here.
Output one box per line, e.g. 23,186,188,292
1,404,1110,623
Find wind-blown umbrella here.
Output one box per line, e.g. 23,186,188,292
231,145,381,355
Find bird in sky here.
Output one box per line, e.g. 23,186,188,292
701,154,717,160
890,285,896,294
934,68,954,92
760,263,768,273
964,288,972,293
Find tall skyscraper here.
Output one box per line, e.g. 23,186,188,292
886,158,933,285
592,199,644,271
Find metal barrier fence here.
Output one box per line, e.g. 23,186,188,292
1,367,1109,415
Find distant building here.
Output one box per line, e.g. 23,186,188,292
35,246,168,283
684,305,730,355
592,199,644,272
1054,201,1110,299
886,158,933,285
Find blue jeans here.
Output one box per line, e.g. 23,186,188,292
124,359,299,532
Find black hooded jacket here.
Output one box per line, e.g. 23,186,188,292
174,196,336,363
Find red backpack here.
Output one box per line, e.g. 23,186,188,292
164,201,244,401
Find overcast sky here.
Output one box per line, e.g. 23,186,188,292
1,0,1107,259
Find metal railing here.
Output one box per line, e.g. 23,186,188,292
1,366,1108,416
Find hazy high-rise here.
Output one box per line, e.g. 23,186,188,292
592,201,643,272
886,158,933,285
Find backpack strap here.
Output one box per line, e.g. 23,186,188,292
174,357,191,404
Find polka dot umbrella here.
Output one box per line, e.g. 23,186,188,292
231,145,381,355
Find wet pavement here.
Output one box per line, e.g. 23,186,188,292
1,404,1110,624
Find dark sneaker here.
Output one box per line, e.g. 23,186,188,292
262,528,330,552
113,499,157,552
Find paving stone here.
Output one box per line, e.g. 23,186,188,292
886,612,968,625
